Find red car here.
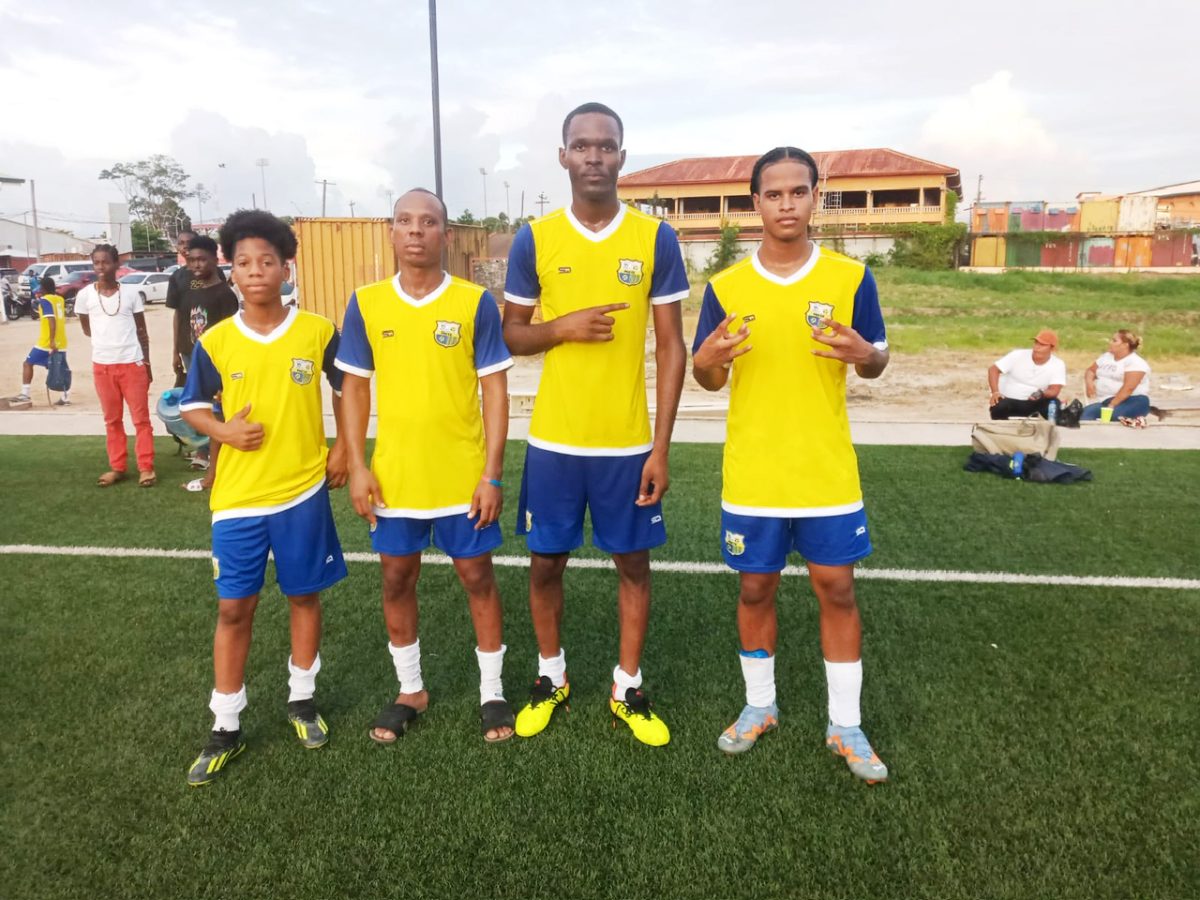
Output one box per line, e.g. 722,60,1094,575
44,266,140,317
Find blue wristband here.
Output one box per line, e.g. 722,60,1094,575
486,478,504,488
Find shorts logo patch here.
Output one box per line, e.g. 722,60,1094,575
382,329,395,338
724,530,746,556
434,320,462,348
805,301,835,329
290,358,315,385
212,557,221,580
617,258,644,287
325,554,334,564
525,510,533,531
651,515,663,524
855,526,866,536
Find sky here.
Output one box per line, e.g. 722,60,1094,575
1,0,1196,239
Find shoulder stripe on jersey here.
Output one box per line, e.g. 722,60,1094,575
178,401,214,412
651,289,689,305
504,292,537,306
477,358,514,377
334,359,373,378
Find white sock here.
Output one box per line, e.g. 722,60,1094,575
61,390,70,401
210,685,247,732
20,383,30,396
740,652,776,707
476,644,506,705
389,639,423,694
612,664,642,699
287,653,321,702
824,659,863,728
538,649,566,688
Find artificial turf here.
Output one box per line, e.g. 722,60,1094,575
1,437,1197,899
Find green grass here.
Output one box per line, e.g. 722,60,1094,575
1,437,1198,899
682,267,1200,359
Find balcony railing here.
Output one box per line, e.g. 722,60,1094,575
663,206,945,226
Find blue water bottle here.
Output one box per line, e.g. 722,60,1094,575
1010,451,1025,479
1047,399,1059,424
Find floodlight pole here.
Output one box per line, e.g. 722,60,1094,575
429,0,444,201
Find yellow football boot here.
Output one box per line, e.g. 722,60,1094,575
609,687,670,747
515,676,570,738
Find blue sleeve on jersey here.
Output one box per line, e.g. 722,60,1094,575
651,222,690,303
37,298,54,317
473,291,513,375
323,328,344,392
504,224,539,304
850,267,887,346
334,293,373,375
179,341,222,409
691,284,728,355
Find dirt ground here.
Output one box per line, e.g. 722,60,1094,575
1,306,1196,421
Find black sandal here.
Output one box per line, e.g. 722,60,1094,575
369,702,419,744
480,699,515,743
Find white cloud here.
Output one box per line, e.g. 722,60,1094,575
921,71,1056,160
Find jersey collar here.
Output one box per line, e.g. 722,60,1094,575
564,202,626,243
232,304,298,344
391,271,450,308
751,245,822,286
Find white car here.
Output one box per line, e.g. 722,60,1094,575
119,271,172,304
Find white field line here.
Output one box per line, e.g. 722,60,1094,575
1,544,1198,591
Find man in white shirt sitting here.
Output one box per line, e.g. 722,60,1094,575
987,329,1066,421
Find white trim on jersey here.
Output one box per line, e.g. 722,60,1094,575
211,479,325,523
528,434,653,457
232,305,298,345
374,503,472,520
564,203,627,243
391,271,451,308
334,359,373,378
503,292,538,306
476,358,514,377
651,288,689,306
750,246,823,286
178,400,214,412
721,498,864,518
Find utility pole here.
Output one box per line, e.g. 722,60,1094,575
256,158,270,210
536,192,549,216
30,180,41,259
480,168,488,218
504,181,510,219
975,174,983,205
348,200,357,217
428,0,444,200
520,190,525,218
315,179,336,217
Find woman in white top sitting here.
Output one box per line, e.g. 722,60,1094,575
1081,329,1151,423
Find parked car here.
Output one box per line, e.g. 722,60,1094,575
55,269,97,316
19,261,95,299
119,271,172,304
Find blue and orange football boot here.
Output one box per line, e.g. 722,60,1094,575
825,723,888,783
717,703,779,755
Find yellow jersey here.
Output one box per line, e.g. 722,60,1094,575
36,294,68,350
505,204,689,455
335,273,512,517
693,248,887,516
180,307,342,520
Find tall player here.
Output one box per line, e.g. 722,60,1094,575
180,210,348,785
692,147,891,783
337,188,516,744
502,102,688,746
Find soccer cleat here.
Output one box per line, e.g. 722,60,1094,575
187,729,246,786
610,687,670,747
514,676,570,738
825,723,888,784
717,703,779,755
287,699,330,749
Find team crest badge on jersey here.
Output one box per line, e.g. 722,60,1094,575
434,320,462,348
806,301,835,328
617,258,644,287
724,530,746,556
290,358,315,385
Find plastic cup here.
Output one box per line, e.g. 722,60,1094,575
1100,407,1114,422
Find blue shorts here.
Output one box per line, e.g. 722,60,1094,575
211,484,347,599
370,513,502,559
720,507,872,572
25,347,50,367
516,445,666,555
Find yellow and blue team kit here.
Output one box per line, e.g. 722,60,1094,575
25,293,68,366
180,307,347,598
505,204,690,555
335,273,514,559
693,247,888,570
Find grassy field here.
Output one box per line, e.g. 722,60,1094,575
682,267,1200,360
2,436,1198,899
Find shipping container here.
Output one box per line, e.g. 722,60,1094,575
1044,203,1080,232
1040,238,1080,268
1081,236,1115,267
1114,235,1153,268
1005,238,1041,267
1150,232,1194,267
1008,201,1045,233
1079,200,1119,233
1117,195,1158,233
972,202,1008,234
971,235,1006,267
293,218,489,326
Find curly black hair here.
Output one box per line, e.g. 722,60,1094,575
91,243,119,263
188,235,219,256
218,209,298,262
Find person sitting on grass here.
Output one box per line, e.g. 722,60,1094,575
987,329,1065,420
8,276,69,408
1081,329,1152,425
337,188,516,744
176,234,239,491
179,209,349,787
